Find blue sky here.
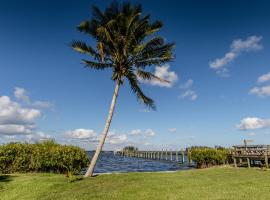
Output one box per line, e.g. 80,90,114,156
0,0,270,150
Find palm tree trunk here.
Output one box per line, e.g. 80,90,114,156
84,78,121,177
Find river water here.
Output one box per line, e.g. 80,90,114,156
86,151,191,174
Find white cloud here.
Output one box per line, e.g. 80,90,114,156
145,128,155,137
106,133,127,144
249,85,270,97
14,87,30,104
258,72,270,84
0,124,35,135
32,101,53,109
0,88,53,137
63,129,128,146
65,129,97,139
237,117,270,130
0,96,40,125
26,131,52,142
128,128,156,137
209,36,263,75
179,90,197,101
138,65,178,87
168,128,177,133
179,79,193,89
14,87,53,109
179,79,198,101
129,129,142,136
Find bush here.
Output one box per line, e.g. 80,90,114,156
190,147,229,168
0,141,89,174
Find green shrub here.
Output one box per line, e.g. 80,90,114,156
190,147,229,168
0,141,89,174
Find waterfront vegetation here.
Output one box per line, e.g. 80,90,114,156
190,147,230,168
0,141,89,176
1,167,270,200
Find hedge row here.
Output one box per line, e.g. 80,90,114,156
190,147,230,168
0,141,89,174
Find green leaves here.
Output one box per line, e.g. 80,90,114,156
82,59,112,70
71,41,100,59
0,142,89,174
126,72,156,110
136,69,169,83
190,147,229,168
72,1,175,110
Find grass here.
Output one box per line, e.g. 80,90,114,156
1,167,270,200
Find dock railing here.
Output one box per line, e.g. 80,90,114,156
115,150,188,164
231,145,270,168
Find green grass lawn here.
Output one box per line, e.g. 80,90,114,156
1,167,270,200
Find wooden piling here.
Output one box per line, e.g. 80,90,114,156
265,154,269,168
247,158,250,168
182,151,185,163
233,157,237,167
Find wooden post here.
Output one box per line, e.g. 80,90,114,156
182,151,185,163
188,149,192,165
266,146,269,168
176,151,178,162
233,157,237,167
247,158,250,168
265,154,269,168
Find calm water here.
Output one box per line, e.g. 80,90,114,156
85,151,191,174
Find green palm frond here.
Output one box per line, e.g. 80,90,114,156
71,41,100,59
127,72,156,110
92,5,105,22
72,1,175,109
136,69,169,83
82,59,113,70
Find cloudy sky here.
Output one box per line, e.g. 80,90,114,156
0,0,270,150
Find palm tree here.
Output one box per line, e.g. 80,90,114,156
71,1,175,177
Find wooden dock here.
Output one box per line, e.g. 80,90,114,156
231,145,270,168
115,150,190,164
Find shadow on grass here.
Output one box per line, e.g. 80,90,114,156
0,175,15,183
0,175,15,191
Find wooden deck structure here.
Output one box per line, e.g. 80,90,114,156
231,145,270,168
115,150,190,164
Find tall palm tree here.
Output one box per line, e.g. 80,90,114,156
71,1,175,177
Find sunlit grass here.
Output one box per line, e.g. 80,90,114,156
1,167,270,200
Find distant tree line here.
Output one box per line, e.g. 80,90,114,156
122,146,138,152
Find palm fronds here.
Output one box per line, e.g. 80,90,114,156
71,1,175,109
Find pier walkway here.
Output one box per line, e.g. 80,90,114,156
115,150,190,164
